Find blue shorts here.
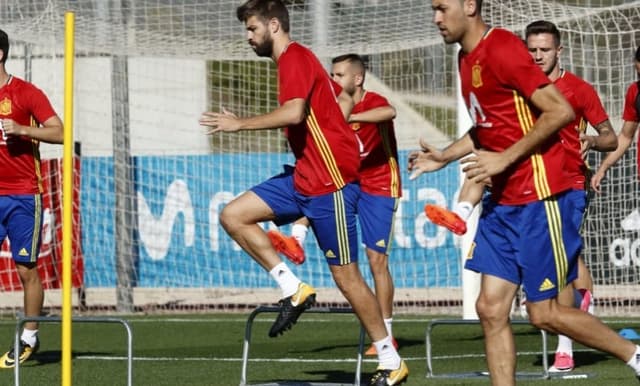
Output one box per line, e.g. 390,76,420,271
567,189,587,231
251,166,360,266
465,190,582,302
358,191,398,254
0,195,43,264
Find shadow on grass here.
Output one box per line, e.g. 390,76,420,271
30,350,115,366
253,368,362,385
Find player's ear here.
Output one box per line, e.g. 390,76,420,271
464,0,480,17
268,17,280,34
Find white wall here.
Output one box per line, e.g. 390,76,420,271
6,57,209,158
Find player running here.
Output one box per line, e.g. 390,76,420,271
269,53,402,356
409,1,640,384
415,19,618,372
199,2,407,384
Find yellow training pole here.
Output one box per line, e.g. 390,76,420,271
62,11,75,386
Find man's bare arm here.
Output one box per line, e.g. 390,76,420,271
591,119,640,192
580,119,617,154
462,84,574,182
350,106,396,124
200,98,307,133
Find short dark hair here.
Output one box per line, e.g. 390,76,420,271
525,20,561,47
236,0,290,33
332,53,367,72
0,29,9,65
635,46,640,61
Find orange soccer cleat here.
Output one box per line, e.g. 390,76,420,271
267,230,306,265
424,204,467,235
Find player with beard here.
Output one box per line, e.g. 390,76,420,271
415,19,618,372
267,53,402,356
199,1,408,384
409,1,640,384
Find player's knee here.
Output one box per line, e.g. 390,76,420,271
16,263,41,285
366,251,388,276
219,203,241,233
526,302,556,330
475,297,508,324
331,264,364,293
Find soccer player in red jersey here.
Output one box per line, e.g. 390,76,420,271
333,54,401,356
418,19,619,372
199,1,407,384
0,29,64,368
269,53,402,356
525,20,618,372
409,1,640,384
591,45,640,191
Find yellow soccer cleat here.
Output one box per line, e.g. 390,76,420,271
369,359,409,385
0,337,39,369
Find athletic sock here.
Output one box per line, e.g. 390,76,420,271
625,345,640,375
384,318,393,338
453,201,474,221
269,262,301,298
587,292,595,315
374,335,401,369
555,335,573,356
21,328,38,347
291,223,309,245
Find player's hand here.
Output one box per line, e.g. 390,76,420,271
579,133,595,155
408,138,447,180
0,119,27,137
199,108,242,134
461,149,507,183
590,169,606,194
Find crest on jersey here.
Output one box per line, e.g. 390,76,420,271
0,97,11,115
472,63,483,88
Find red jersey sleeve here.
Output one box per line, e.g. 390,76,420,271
278,47,313,103
361,92,390,110
27,85,57,125
622,82,640,122
491,32,550,99
578,81,608,126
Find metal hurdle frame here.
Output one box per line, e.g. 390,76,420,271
240,306,366,386
14,316,133,386
425,319,552,380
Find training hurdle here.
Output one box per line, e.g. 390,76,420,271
426,319,552,380
240,305,366,386
13,316,133,386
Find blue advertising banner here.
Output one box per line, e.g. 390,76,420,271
81,151,462,288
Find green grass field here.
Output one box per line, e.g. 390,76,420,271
0,312,638,385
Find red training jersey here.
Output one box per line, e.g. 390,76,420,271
554,70,608,190
622,81,640,123
352,91,401,197
278,42,360,195
0,76,57,194
623,81,640,174
458,28,573,205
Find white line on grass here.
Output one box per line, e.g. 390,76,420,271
0,317,637,324
74,348,596,363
